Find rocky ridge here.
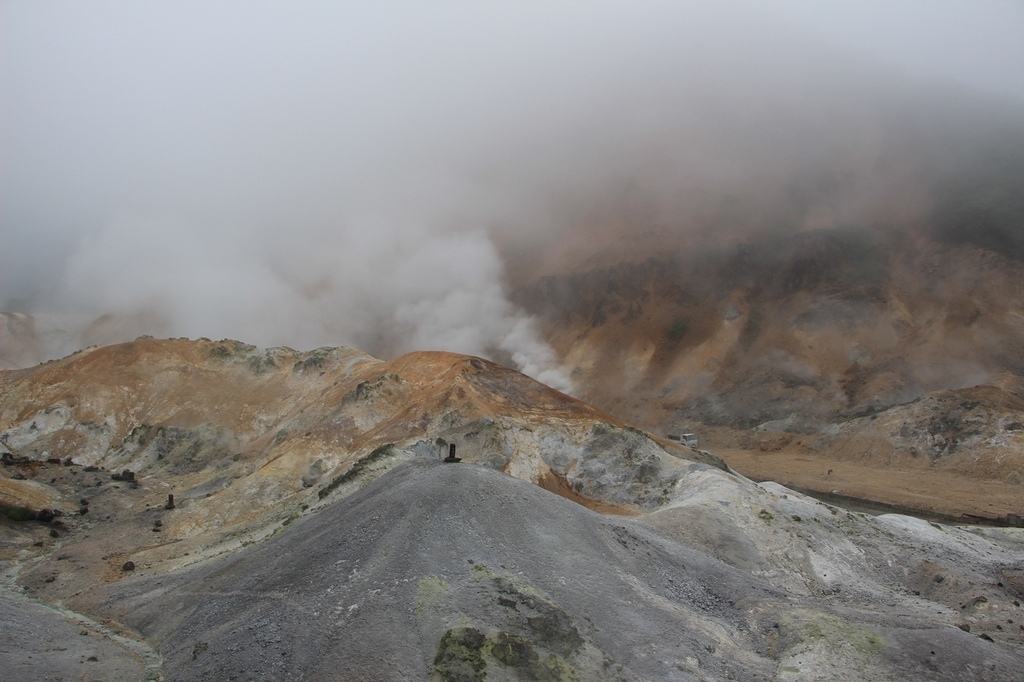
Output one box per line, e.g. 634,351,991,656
1,338,1023,679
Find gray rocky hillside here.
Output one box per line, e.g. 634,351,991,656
1,338,1022,680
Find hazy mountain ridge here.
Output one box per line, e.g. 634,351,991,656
504,222,1024,513
503,79,1024,440
516,230,1019,408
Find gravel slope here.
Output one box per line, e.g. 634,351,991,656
95,460,1024,681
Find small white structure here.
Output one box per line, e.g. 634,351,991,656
666,432,699,448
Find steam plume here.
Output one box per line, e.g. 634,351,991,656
2,2,1022,390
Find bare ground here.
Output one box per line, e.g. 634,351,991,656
705,431,1024,522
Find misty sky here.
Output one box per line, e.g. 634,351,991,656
2,1,1022,385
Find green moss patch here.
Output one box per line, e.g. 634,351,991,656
433,627,487,682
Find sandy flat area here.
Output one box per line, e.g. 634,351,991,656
712,442,1023,522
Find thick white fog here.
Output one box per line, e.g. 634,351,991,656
2,1,1022,388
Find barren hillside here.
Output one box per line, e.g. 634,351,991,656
2,339,1023,680
499,92,1024,516
506,226,1024,518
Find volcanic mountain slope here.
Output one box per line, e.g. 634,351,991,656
507,220,1024,507
0,338,692,575
92,460,1024,681
499,84,1024,512
2,338,1024,680
507,227,1024,521
0,336,719,612
510,226,1024,429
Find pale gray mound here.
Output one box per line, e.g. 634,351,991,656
0,590,152,681
98,460,1024,681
